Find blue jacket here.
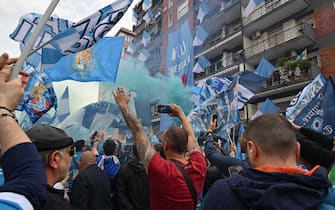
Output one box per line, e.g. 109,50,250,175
202,166,332,210
205,135,249,177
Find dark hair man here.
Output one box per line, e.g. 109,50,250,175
116,144,150,210
113,87,206,210
70,151,114,210
0,53,47,210
202,114,332,210
27,125,75,210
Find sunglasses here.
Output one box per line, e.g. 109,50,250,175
69,146,76,157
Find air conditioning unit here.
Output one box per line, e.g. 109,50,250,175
251,31,261,40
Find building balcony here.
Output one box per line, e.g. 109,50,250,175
202,0,241,35
195,25,243,58
243,0,310,37
194,56,242,82
250,62,320,103
245,22,315,65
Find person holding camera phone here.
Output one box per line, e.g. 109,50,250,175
113,87,206,210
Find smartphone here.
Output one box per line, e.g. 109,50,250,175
157,105,171,113
212,114,218,127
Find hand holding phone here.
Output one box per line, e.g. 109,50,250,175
157,105,171,113
212,114,218,127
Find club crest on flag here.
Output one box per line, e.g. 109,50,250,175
70,48,97,79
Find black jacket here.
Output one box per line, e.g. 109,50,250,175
116,158,150,210
297,127,335,170
70,165,114,210
43,185,72,210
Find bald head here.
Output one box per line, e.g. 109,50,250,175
79,151,96,171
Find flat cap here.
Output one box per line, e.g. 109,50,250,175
26,125,73,151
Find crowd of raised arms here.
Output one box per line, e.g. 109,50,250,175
1,52,335,210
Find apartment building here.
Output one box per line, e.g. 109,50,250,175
131,0,334,122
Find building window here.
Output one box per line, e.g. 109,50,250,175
177,0,189,20
168,13,173,27
169,0,173,8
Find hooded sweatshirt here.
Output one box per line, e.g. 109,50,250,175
116,158,150,210
201,166,331,210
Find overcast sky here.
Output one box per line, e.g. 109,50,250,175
0,0,137,111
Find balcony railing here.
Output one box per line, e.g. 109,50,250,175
244,0,290,25
194,54,242,81
244,22,314,58
203,0,239,25
195,24,242,54
261,64,315,91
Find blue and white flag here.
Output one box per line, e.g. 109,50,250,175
286,74,325,120
132,9,140,26
193,55,210,73
252,98,280,120
45,37,124,82
210,76,235,95
244,0,264,17
56,86,70,123
255,57,275,79
58,101,123,131
143,9,154,24
296,48,307,61
237,71,267,109
193,26,208,47
16,71,58,123
126,42,136,55
287,76,334,137
197,1,209,23
138,48,150,62
142,0,152,11
166,21,194,86
142,31,151,47
10,0,131,71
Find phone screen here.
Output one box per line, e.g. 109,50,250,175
212,114,218,127
157,105,171,113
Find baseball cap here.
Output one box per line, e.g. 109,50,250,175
26,125,73,151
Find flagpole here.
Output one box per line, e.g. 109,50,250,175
10,0,61,80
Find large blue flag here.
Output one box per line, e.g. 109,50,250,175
286,75,335,137
45,37,124,82
197,1,209,23
59,101,124,131
10,0,131,71
166,21,194,86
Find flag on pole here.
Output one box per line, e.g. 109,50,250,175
197,1,209,23
296,48,308,61
252,98,280,120
193,26,209,46
244,0,264,17
45,37,125,82
193,55,211,73
142,0,152,11
142,31,151,47
143,9,154,24
10,0,131,71
126,42,136,55
132,9,140,26
58,101,123,131
138,48,150,62
255,57,275,79
56,86,70,123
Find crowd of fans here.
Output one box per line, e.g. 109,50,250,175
1,52,335,210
